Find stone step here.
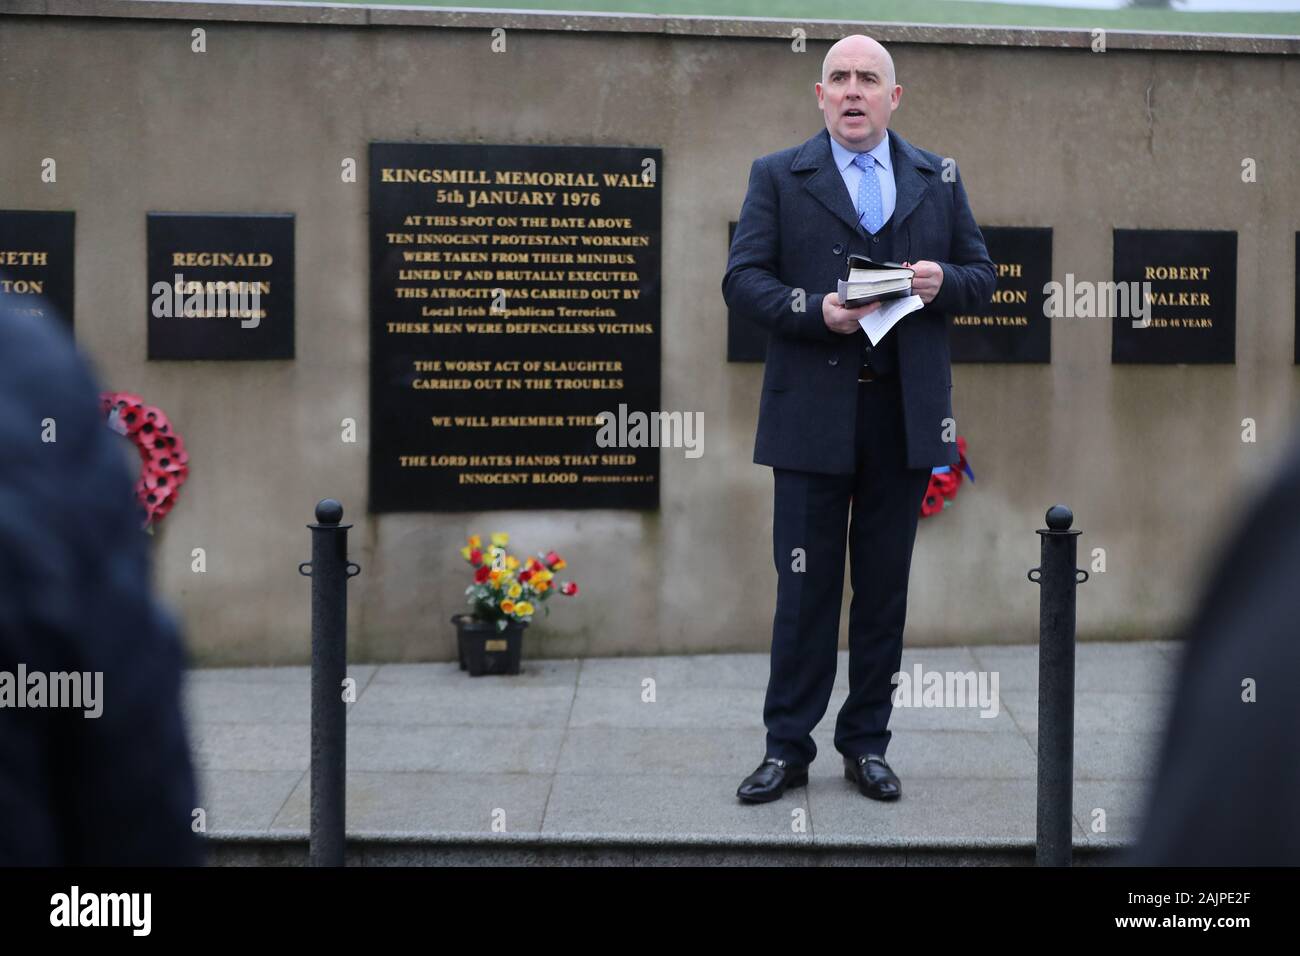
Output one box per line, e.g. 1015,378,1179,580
203,831,1131,866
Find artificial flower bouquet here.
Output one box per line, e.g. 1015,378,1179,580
459,532,578,632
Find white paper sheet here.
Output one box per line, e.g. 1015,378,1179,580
858,294,924,346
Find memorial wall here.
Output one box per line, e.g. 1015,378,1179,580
0,4,1297,664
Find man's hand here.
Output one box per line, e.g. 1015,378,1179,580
905,260,944,305
822,293,882,334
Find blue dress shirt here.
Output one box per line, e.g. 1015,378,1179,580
828,131,897,234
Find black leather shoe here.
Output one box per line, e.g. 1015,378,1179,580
844,754,901,800
737,757,809,803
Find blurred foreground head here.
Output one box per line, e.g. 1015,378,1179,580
0,291,201,865
1131,426,1300,865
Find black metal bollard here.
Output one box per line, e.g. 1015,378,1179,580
298,498,360,867
1027,505,1088,867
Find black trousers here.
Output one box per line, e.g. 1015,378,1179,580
763,375,934,766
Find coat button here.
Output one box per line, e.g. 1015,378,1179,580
828,356,839,366
832,243,843,255
871,236,879,244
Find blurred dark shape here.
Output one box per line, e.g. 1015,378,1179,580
1130,427,1300,865
0,292,202,865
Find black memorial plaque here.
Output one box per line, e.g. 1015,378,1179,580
369,142,662,512
951,226,1051,363
0,210,74,332
1112,229,1236,364
726,220,769,362
147,213,294,360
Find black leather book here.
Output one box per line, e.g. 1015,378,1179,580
837,255,915,307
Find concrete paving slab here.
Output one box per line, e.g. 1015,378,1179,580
183,680,314,725
191,722,310,772
578,653,773,689
195,769,303,831
557,726,762,775
271,772,553,834
568,683,765,729
188,664,377,685
1027,731,1165,780
573,648,985,693
807,776,1088,845
1073,779,1159,847
971,642,1178,693
347,724,566,774
369,659,579,688
541,772,812,839
811,727,1039,779
1001,689,1176,736
348,682,575,727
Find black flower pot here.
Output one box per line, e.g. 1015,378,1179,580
451,614,525,676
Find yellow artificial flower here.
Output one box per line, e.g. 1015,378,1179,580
489,568,506,585
467,534,481,549
535,580,550,593
550,558,566,570
459,545,472,561
514,601,534,617
505,555,520,570
533,568,553,583
500,600,515,614
491,532,509,547
507,582,522,599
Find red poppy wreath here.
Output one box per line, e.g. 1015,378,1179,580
101,392,190,530
921,436,974,519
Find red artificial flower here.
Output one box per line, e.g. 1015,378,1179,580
544,551,562,568
474,565,491,584
143,470,174,494
920,484,945,517
148,439,185,466
519,569,533,583
560,581,578,596
115,397,147,434
469,548,483,566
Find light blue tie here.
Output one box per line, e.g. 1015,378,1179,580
853,151,883,235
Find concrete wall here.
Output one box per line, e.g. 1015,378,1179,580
1,4,1297,665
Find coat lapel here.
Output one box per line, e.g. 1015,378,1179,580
888,129,936,234
792,128,937,241
791,129,862,235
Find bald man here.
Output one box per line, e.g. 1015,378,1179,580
723,36,995,803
